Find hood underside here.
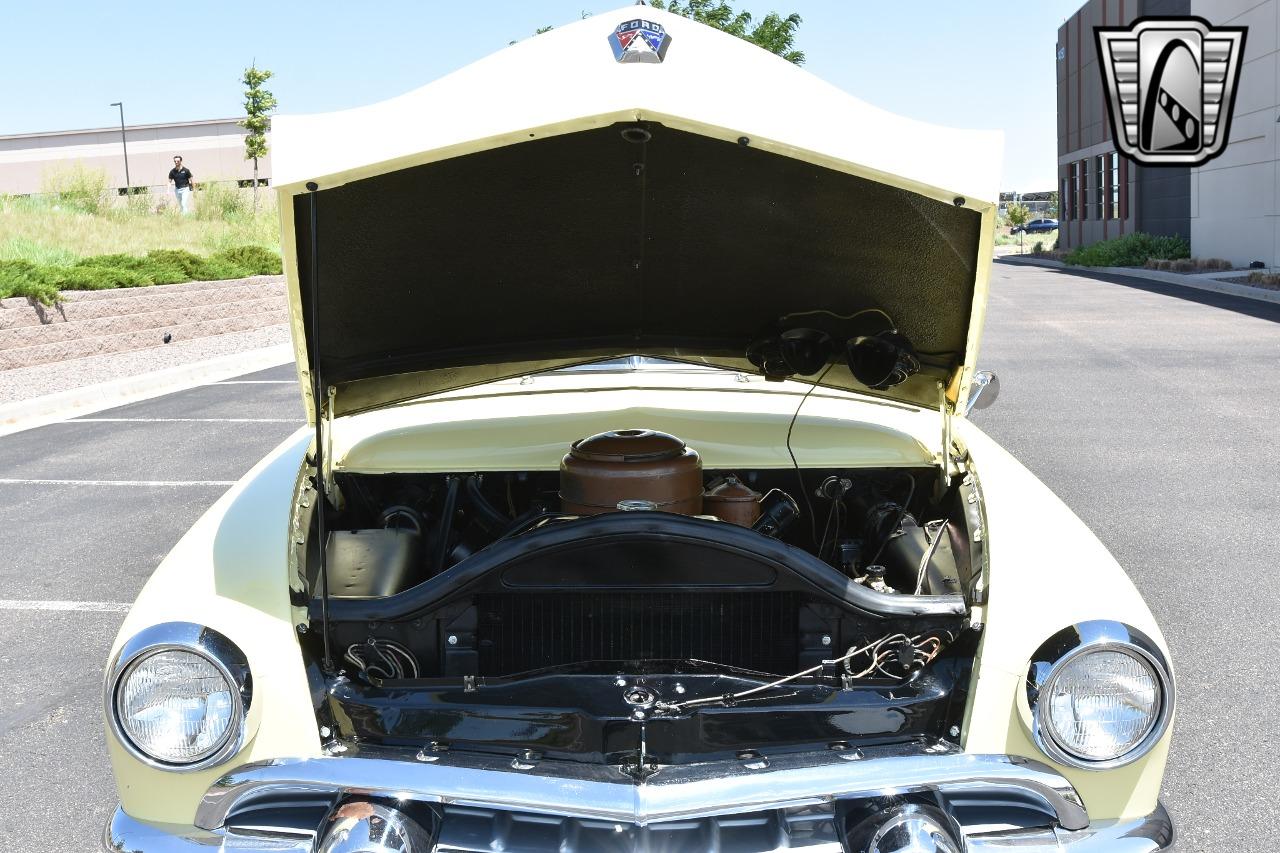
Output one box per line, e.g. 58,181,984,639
292,121,985,418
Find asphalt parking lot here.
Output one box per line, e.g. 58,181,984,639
1,261,1277,850
0,363,305,849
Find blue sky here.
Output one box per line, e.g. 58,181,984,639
3,1,1083,189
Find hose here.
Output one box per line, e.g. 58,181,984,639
432,476,461,575
464,474,511,535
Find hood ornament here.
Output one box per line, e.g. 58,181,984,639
609,19,672,63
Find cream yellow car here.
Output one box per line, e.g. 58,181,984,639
101,8,1174,852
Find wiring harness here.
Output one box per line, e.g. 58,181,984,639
657,630,949,713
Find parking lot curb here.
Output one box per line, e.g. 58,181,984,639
998,255,1280,305
0,343,294,437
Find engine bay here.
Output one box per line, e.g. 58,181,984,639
298,429,980,687
289,427,986,764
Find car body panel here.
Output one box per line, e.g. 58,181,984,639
331,371,939,474
953,420,1171,821
104,430,323,825
271,6,1002,422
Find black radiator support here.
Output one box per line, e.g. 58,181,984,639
476,592,800,676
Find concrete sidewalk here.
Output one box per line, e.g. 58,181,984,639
998,254,1280,306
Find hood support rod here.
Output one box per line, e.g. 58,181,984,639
306,181,334,673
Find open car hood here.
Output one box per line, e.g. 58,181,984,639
273,6,1001,422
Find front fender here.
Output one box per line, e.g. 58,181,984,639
954,419,1173,822
104,428,323,825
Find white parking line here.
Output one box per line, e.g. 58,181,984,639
0,478,235,486
217,380,295,384
74,418,300,423
0,599,131,613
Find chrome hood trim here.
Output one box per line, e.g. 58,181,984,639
196,746,1087,833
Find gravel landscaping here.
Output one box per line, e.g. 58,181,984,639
0,323,291,403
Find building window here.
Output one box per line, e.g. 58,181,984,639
1109,152,1119,220
1119,157,1128,220
1078,160,1088,221
1062,176,1071,221
1095,155,1106,220
1064,159,1075,219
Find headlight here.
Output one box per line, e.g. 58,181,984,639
1028,621,1173,770
118,650,235,763
106,623,251,771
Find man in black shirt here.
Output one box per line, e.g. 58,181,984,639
168,155,195,214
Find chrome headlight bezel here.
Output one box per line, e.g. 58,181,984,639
1026,620,1174,771
104,622,252,772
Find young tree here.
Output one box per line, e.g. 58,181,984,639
1006,201,1032,229
1046,190,1060,219
650,0,804,64
239,65,278,213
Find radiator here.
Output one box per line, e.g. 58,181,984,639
476,592,800,676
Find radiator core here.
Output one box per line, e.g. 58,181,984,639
476,592,800,676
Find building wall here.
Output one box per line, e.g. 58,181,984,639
1056,0,1195,252
0,119,271,197
1057,0,1280,265
1190,0,1279,267
1057,0,1141,250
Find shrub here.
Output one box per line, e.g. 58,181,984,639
41,163,111,215
1064,232,1190,267
1033,240,1044,254
0,244,283,304
1143,256,1233,273
213,244,281,275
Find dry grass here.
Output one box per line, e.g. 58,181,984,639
995,228,1057,247
0,192,279,262
1144,257,1233,273
1246,271,1280,288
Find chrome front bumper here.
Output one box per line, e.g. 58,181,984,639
102,747,1175,852
103,805,1176,852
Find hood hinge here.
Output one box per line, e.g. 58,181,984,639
321,385,336,498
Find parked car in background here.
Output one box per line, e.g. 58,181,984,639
1014,218,1059,234
101,8,1174,852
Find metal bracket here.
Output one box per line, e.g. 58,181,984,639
322,384,337,494
937,382,953,497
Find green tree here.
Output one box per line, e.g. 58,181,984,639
239,65,278,213
1006,201,1032,229
1046,190,1060,218
650,0,804,64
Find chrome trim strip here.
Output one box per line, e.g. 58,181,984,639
967,801,1174,851
104,807,312,852
195,748,1088,832
1026,620,1175,771
103,621,253,773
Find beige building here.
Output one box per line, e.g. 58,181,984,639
1189,0,1280,268
0,118,271,198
